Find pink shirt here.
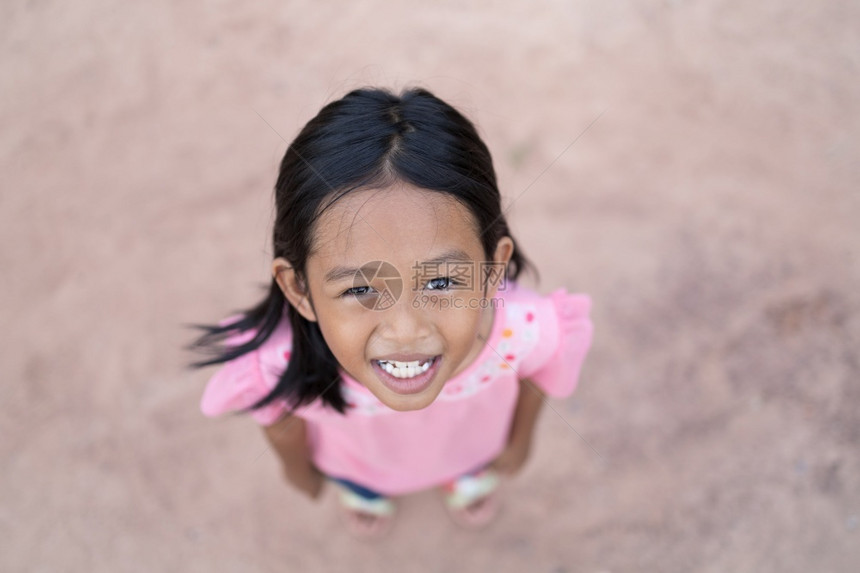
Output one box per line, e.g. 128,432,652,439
200,284,593,496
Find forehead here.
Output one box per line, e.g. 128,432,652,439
308,184,483,270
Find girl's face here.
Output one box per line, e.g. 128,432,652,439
273,183,513,412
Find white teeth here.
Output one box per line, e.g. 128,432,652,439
378,358,434,378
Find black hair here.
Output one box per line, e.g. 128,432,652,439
185,87,535,414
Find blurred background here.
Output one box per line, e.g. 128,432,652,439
2,1,859,571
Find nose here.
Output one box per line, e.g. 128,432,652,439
376,292,432,345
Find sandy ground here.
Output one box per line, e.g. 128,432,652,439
2,1,859,571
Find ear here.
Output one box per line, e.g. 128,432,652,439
272,257,318,322
484,236,514,298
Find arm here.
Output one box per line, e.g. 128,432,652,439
262,413,324,500
490,378,546,475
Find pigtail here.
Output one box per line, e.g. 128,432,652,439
249,296,347,413
186,278,347,413
184,280,285,368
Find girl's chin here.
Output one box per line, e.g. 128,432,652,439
363,370,448,412
376,390,440,412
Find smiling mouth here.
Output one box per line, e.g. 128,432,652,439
371,356,441,395
376,358,434,378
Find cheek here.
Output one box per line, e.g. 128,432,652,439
314,307,373,362
436,305,483,343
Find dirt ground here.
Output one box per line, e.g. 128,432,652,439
3,1,859,571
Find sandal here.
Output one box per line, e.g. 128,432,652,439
336,487,396,540
441,469,501,529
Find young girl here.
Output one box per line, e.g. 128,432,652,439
188,87,593,538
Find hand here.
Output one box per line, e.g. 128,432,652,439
488,438,531,476
284,463,325,500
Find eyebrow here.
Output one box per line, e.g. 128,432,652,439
324,248,473,283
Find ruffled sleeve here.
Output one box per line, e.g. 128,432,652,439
199,320,290,426
519,289,594,398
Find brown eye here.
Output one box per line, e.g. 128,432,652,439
426,277,464,291
342,286,376,297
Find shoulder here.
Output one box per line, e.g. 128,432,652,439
491,283,545,355
499,283,594,396
217,312,295,386
199,313,296,425
499,282,590,316
255,314,295,384
497,282,588,346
